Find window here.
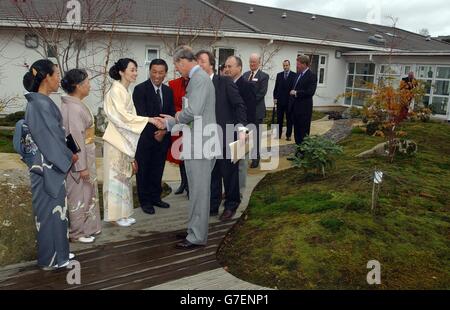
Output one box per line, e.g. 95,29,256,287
24,34,39,49
47,44,58,58
214,48,235,71
144,47,160,73
350,27,366,32
146,48,159,63
378,64,402,88
430,66,450,115
300,53,328,86
345,62,375,106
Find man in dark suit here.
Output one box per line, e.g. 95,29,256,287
289,54,318,146
224,55,257,198
243,53,269,168
133,59,175,215
273,60,296,140
195,50,248,222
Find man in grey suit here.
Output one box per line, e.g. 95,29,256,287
160,46,218,249
242,53,269,168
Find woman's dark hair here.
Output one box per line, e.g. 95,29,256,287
109,58,138,80
61,69,88,94
23,59,57,92
149,58,168,72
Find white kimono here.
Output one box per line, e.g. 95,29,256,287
102,81,148,222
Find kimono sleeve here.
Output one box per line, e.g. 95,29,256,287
104,86,148,136
27,100,73,174
66,105,88,172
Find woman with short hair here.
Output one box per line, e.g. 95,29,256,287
60,69,102,243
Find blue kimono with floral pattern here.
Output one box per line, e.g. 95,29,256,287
24,92,73,268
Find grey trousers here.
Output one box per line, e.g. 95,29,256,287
184,158,216,245
238,158,248,193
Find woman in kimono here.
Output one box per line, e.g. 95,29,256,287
23,59,78,270
102,58,164,227
60,69,102,243
168,76,189,196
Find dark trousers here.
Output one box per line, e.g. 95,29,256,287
210,157,241,213
135,138,169,207
293,112,312,145
277,103,293,138
253,118,263,161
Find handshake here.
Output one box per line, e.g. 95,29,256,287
149,113,179,130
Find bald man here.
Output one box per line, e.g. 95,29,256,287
242,53,269,168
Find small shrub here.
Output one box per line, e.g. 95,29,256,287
292,135,344,177
349,106,363,119
320,218,345,233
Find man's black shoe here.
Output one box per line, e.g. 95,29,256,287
250,159,259,168
175,232,188,240
142,205,155,215
175,239,204,250
153,201,170,209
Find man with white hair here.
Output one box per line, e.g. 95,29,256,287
243,53,269,169
159,46,217,249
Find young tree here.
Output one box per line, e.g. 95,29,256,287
11,0,134,102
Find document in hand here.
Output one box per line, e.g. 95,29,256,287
229,130,254,164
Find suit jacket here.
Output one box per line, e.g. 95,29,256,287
235,76,257,125
243,69,269,120
273,70,296,107
168,67,218,160
289,69,318,116
212,74,247,145
133,80,175,148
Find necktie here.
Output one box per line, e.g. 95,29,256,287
248,71,254,81
284,72,288,80
294,72,303,88
183,78,189,89
156,88,162,111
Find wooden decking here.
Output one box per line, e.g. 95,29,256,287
0,220,236,290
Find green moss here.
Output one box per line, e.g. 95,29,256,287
218,121,450,289
0,130,14,153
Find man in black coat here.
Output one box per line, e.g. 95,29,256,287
289,55,318,146
243,53,269,168
273,60,296,140
224,55,256,198
196,50,247,222
133,59,175,215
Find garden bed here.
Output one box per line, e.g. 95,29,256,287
217,121,450,289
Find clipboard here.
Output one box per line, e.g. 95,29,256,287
229,130,254,164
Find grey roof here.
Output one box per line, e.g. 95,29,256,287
1,0,449,52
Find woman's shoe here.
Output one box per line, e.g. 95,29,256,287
115,218,131,227
74,236,95,243
126,217,136,225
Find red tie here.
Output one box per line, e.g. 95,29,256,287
248,71,254,81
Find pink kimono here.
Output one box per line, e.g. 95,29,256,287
61,95,102,240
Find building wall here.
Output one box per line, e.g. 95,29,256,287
0,28,372,116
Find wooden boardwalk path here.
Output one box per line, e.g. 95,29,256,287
0,221,236,290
